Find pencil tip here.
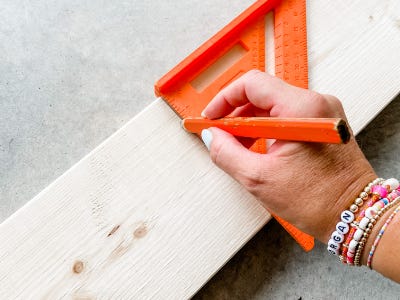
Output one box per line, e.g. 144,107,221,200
337,119,350,144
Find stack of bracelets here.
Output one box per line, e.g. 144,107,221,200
327,177,400,268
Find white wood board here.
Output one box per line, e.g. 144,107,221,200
1,0,399,299
0,101,267,299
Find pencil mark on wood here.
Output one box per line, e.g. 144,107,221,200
107,225,120,237
73,260,85,274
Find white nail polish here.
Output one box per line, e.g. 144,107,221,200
201,129,212,150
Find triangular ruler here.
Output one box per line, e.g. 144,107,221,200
155,0,314,251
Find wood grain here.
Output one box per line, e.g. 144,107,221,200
1,0,399,298
0,101,268,299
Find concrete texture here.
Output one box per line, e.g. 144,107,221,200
1,0,399,298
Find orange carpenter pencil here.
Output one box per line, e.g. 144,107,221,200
182,117,351,144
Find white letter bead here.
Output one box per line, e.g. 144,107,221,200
359,217,370,230
349,239,358,251
336,221,350,235
365,207,378,219
341,210,355,223
327,246,339,255
328,239,340,251
331,231,344,243
383,178,399,191
347,251,355,257
353,229,364,241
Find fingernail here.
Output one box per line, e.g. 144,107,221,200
201,110,207,118
201,129,212,150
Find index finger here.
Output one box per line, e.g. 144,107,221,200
201,70,287,119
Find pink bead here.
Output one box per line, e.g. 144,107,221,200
371,185,388,198
366,199,375,207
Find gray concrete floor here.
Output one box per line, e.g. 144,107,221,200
1,0,399,299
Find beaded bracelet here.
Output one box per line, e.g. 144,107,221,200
354,196,400,266
347,180,400,265
341,196,378,264
367,203,400,268
327,178,383,256
345,189,390,265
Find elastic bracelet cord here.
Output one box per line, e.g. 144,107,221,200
327,178,383,256
367,203,400,269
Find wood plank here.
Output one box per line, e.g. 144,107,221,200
1,0,399,298
0,100,268,299
307,0,400,133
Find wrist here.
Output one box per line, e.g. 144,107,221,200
361,203,399,266
325,176,400,267
321,167,376,244
364,203,400,281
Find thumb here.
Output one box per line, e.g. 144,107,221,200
202,127,265,189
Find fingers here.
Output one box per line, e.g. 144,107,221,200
202,70,347,120
202,127,267,192
202,70,294,119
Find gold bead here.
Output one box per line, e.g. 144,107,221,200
350,204,359,213
360,192,369,200
364,186,371,193
355,198,363,206
366,228,372,234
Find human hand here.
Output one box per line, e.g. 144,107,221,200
201,70,376,243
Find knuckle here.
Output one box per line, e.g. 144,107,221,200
326,95,345,111
239,161,267,195
245,69,267,82
242,173,263,194
307,92,346,118
308,91,326,107
246,69,263,77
